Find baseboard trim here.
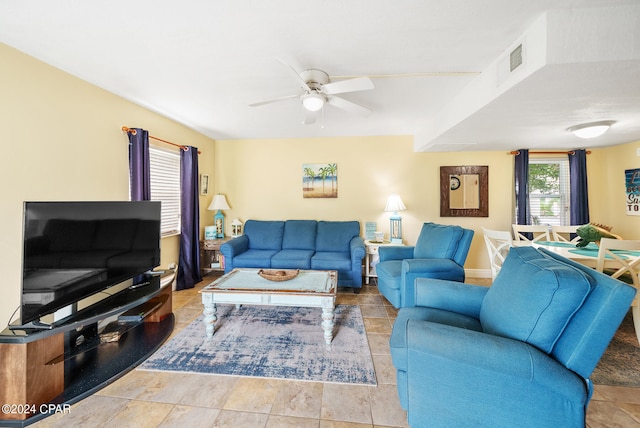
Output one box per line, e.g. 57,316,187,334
465,268,492,279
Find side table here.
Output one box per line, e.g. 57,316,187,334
200,237,232,276
364,239,404,284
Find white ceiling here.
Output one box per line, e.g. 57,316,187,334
1,0,639,152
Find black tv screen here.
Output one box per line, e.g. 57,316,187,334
20,201,161,327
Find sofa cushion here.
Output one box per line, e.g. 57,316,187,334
376,260,402,290
271,249,314,269
480,246,593,353
233,249,278,268
315,221,360,252
244,220,285,251
282,220,317,250
413,223,463,259
311,251,351,273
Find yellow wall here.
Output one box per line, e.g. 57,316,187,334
0,43,215,328
588,142,640,239
215,138,640,275
215,137,516,272
3,40,639,330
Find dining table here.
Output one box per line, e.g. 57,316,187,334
514,240,640,271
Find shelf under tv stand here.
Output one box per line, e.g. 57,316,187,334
0,274,174,427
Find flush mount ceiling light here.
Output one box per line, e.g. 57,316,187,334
302,92,325,112
567,120,616,139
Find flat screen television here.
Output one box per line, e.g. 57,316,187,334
17,201,161,329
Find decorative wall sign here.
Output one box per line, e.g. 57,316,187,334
302,163,338,198
625,168,640,216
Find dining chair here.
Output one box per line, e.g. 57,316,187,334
512,224,551,243
551,225,582,244
481,227,513,280
596,237,640,344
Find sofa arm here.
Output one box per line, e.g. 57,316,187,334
414,278,488,318
405,321,588,427
220,236,249,272
379,246,414,262
349,236,365,261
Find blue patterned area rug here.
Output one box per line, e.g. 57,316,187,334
592,310,640,387
140,304,377,385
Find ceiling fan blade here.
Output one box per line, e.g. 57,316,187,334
275,57,312,92
327,96,372,115
322,77,374,95
302,109,317,125
249,94,299,107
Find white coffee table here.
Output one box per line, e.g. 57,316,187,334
200,268,338,345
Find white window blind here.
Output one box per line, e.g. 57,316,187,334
529,158,570,226
149,146,181,236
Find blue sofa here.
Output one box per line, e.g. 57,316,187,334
390,246,636,427
220,220,365,288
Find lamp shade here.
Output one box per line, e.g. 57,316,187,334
384,194,406,212
208,194,230,211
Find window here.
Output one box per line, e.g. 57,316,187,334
529,158,570,226
149,146,181,236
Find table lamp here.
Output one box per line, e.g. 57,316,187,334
384,194,406,244
208,194,230,238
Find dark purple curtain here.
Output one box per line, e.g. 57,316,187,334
177,146,202,290
569,149,590,225
128,128,151,201
514,149,530,226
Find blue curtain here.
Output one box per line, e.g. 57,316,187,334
514,149,530,226
128,128,151,201
177,146,202,290
568,149,590,225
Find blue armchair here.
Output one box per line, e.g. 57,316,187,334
376,222,474,308
390,246,636,427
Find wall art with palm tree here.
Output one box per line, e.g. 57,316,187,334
302,163,338,198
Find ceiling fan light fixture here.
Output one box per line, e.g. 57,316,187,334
567,120,616,139
302,93,325,112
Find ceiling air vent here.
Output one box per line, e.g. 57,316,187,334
510,44,523,72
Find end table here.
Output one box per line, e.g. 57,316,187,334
364,239,404,284
200,237,232,276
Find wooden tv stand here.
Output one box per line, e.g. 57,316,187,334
0,273,174,427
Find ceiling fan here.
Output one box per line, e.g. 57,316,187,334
249,58,374,124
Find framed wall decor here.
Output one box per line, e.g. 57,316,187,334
302,163,338,198
440,165,489,217
200,174,210,196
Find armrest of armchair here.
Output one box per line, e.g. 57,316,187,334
379,246,414,262
414,278,488,319
399,258,466,307
405,321,587,426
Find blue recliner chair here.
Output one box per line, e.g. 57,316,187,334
376,222,474,308
390,246,636,427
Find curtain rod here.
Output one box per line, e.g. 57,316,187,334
509,150,591,156
121,126,201,154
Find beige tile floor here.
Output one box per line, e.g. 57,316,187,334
32,276,640,428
